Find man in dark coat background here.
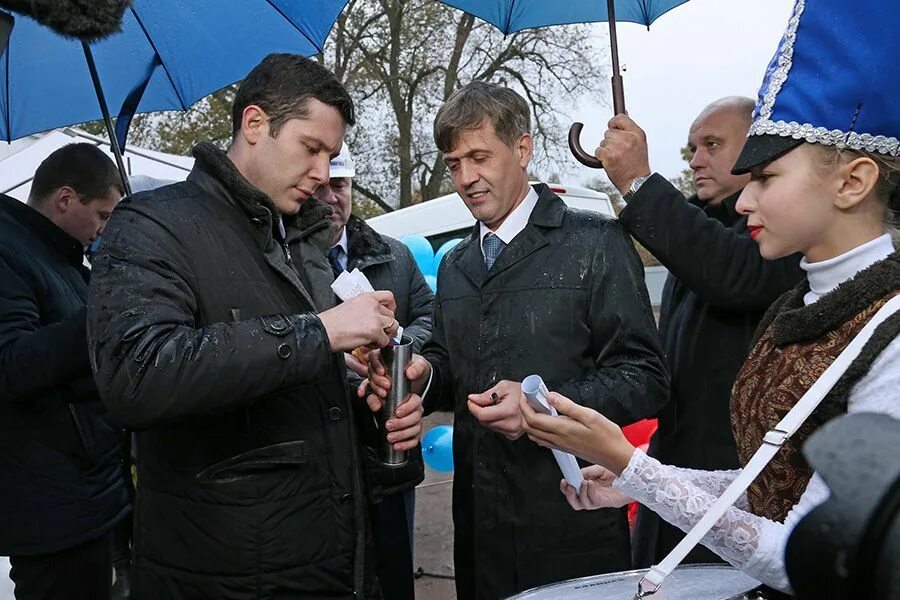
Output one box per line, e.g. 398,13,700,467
316,148,432,600
87,54,424,599
367,82,669,599
594,97,805,565
0,143,128,599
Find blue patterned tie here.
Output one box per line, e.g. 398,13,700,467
482,233,506,270
328,246,344,276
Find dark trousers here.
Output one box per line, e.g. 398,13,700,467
9,533,112,600
372,490,415,600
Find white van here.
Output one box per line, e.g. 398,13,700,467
366,183,616,251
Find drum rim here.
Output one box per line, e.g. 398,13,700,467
508,563,753,598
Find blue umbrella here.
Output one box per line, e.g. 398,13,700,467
0,0,348,192
437,0,690,168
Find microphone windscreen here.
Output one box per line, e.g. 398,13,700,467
0,0,131,42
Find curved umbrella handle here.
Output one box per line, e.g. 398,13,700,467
568,122,603,169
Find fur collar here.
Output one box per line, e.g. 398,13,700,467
191,142,335,247
345,214,392,268
767,250,900,346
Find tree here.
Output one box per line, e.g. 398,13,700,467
669,144,695,198
326,0,605,209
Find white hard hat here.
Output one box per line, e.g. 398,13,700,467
329,147,355,178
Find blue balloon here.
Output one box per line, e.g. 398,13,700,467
424,274,438,293
401,235,435,277
421,425,454,472
433,238,462,274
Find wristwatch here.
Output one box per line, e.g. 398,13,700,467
623,174,651,203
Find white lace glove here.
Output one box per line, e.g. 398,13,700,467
614,449,792,593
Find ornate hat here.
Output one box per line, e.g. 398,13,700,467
732,0,900,174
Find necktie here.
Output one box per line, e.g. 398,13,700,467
482,233,506,270
328,246,344,277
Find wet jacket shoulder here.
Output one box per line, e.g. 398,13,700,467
88,158,335,429
0,194,128,556
346,215,433,352
424,184,669,425
619,174,804,310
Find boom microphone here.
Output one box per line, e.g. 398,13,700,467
0,0,131,42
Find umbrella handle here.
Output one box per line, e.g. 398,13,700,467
568,122,603,169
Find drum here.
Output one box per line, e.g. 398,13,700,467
508,564,762,600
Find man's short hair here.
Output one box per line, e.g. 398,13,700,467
231,53,356,138
434,82,531,153
28,143,123,206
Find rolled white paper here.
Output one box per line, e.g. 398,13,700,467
521,374,584,491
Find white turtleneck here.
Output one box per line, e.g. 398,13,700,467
800,233,895,305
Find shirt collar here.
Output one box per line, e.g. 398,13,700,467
332,228,348,254
479,185,539,253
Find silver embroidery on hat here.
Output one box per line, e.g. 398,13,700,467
749,0,900,157
757,0,805,122
749,120,900,156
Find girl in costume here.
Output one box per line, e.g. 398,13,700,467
520,0,899,594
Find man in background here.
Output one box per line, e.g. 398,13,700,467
0,143,128,599
317,148,433,600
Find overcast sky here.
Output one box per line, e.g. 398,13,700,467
562,0,795,186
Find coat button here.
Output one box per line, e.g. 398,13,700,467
340,493,352,504
277,343,292,359
271,319,287,332
328,407,343,421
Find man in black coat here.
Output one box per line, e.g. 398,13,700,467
594,98,805,565
87,54,424,599
0,143,128,599
316,149,433,600
367,82,669,599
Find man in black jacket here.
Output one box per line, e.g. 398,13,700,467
317,148,432,600
87,54,424,599
367,82,669,599
0,143,128,600
594,98,805,565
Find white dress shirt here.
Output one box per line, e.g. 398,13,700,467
478,186,540,259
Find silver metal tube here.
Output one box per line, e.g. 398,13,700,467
378,336,412,467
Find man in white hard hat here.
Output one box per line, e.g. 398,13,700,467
316,148,433,600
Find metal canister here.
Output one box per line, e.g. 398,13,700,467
377,335,412,467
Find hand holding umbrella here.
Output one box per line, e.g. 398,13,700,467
593,113,651,195
437,0,691,170
520,391,636,476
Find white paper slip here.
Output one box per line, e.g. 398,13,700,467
330,268,403,345
331,268,375,300
521,375,584,491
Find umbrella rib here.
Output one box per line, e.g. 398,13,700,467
128,6,188,110
4,30,9,142
262,0,322,53
504,0,518,34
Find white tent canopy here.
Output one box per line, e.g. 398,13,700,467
0,128,193,201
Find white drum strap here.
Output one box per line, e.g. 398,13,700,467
637,294,900,598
